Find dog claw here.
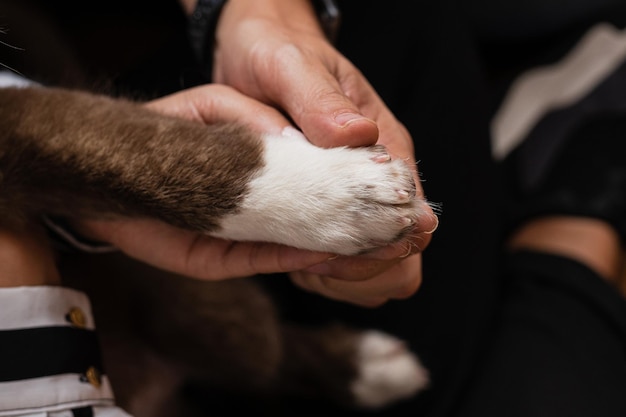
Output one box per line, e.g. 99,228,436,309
396,189,410,202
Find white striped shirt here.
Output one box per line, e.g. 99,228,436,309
0,286,132,417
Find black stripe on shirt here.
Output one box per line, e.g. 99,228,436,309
0,326,104,382
72,406,95,417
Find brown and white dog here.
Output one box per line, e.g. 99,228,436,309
0,2,430,414
0,83,430,415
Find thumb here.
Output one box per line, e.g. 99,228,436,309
273,63,380,148
297,90,380,148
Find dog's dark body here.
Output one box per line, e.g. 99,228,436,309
1,1,429,415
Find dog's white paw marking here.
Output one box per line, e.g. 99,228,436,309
213,127,429,255
351,330,429,408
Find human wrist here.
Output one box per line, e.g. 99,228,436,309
219,0,324,36
0,225,61,287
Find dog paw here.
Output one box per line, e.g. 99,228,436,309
213,127,430,255
351,330,429,408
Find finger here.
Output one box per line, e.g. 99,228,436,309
303,227,435,281
192,238,333,280
289,271,389,308
262,45,380,147
145,84,292,134
79,218,330,281
365,228,437,261
304,256,398,282
290,254,423,307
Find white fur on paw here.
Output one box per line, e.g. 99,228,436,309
212,127,429,255
351,330,429,409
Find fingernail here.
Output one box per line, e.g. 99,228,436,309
371,152,391,163
400,216,413,227
334,112,372,127
397,190,411,203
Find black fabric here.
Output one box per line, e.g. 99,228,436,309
0,0,195,98
455,251,626,417
187,0,228,80
72,406,95,417
0,327,104,382
462,0,626,116
504,113,626,244
508,60,626,192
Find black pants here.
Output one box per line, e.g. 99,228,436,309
454,251,626,417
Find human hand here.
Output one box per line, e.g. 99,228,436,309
289,223,436,307
290,251,426,308
213,0,438,303
75,217,331,281
72,84,332,281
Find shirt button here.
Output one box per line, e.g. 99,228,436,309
66,307,87,328
82,366,102,388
